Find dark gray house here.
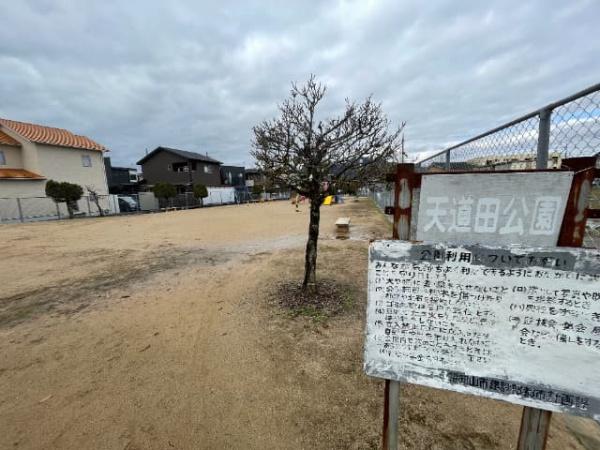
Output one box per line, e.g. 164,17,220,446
137,146,222,192
244,168,265,187
220,165,246,187
104,157,139,194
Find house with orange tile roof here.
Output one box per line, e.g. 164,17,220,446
0,118,108,198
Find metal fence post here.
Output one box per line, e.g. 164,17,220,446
557,157,596,247
445,149,451,170
16,198,24,223
536,108,551,169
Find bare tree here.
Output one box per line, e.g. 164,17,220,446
252,75,404,290
86,186,105,217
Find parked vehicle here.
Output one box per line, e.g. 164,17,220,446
118,196,138,212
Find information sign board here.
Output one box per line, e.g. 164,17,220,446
365,241,600,419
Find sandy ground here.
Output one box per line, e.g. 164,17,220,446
1,199,599,449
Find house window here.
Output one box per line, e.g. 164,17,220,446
204,165,213,174
172,162,189,172
0,150,5,165
82,155,92,167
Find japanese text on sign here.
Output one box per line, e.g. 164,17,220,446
415,172,573,246
364,241,600,419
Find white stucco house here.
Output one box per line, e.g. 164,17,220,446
0,118,108,198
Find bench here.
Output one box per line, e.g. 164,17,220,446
335,217,351,239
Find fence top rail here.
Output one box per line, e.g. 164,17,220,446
0,195,112,200
417,81,600,165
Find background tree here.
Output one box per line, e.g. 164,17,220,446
152,182,176,207
193,183,208,206
45,180,84,219
251,183,264,198
86,186,105,217
252,76,404,289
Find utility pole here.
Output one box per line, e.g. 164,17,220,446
400,133,405,163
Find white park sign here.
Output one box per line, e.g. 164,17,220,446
415,172,574,247
364,241,600,419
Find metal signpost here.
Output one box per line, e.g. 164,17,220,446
371,162,598,450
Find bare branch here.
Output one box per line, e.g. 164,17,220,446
251,76,403,197
251,75,404,289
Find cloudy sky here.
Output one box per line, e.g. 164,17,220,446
1,0,599,168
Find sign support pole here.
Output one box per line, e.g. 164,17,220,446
517,407,552,450
382,163,416,450
516,156,595,450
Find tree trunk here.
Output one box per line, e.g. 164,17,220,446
96,199,105,216
303,198,321,288
66,202,74,219
92,197,104,216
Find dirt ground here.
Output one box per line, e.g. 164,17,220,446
1,199,599,449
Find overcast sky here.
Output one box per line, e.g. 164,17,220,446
1,0,599,168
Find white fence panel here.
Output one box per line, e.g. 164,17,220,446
107,195,120,214
22,197,61,221
138,192,159,211
204,187,236,205
0,198,21,223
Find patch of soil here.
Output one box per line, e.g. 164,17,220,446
0,247,232,328
274,280,356,319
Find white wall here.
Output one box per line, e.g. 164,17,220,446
0,180,47,198
36,144,108,195
0,125,40,173
0,144,108,199
0,144,23,168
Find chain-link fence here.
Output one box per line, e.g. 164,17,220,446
0,195,119,223
0,189,292,224
368,185,394,212
417,83,600,172
416,83,600,249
